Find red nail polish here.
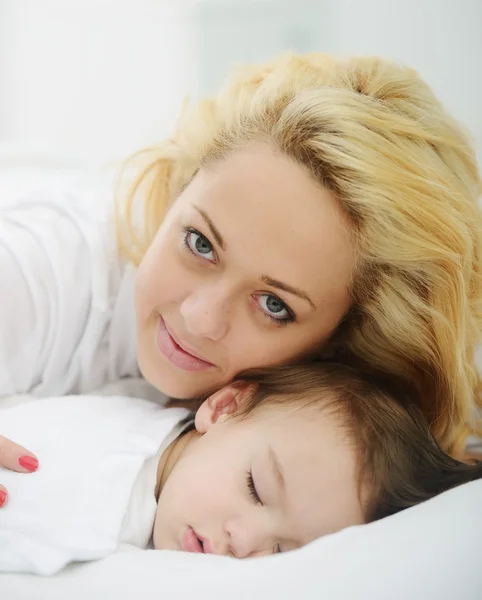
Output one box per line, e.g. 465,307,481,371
18,455,39,472
0,490,7,507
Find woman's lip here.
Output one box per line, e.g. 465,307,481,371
181,527,205,553
157,317,215,372
164,321,213,364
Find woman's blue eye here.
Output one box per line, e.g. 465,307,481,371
184,228,215,262
258,294,293,323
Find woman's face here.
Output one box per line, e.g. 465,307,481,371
135,143,354,399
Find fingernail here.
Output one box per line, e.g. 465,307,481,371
0,490,7,507
18,455,39,472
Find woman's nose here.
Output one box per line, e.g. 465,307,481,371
179,284,233,342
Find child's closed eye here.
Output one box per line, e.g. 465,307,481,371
246,469,263,506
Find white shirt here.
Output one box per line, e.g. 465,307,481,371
0,177,148,397
0,394,190,575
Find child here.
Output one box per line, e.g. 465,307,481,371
0,363,480,575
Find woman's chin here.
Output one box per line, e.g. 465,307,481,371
139,358,222,401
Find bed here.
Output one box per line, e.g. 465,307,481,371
1,479,481,599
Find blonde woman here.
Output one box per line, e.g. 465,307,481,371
1,53,481,507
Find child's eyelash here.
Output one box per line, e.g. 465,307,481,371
246,470,263,506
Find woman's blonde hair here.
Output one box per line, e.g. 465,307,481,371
116,53,482,455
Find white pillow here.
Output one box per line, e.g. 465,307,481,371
1,480,481,600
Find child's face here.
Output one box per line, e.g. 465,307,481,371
153,386,364,557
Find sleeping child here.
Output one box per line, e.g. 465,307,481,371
0,362,480,575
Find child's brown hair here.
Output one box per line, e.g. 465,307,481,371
234,363,482,523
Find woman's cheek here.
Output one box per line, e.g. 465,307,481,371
244,330,312,370
151,248,191,304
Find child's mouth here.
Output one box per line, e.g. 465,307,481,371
181,526,205,553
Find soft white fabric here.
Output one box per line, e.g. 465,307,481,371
0,480,481,599
0,394,189,575
0,179,147,398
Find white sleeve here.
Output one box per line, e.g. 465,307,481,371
0,187,135,397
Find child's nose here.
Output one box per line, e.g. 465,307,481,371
224,517,275,559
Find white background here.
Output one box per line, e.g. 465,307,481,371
0,0,481,168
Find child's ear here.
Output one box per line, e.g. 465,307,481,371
195,383,253,433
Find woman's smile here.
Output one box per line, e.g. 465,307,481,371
157,317,216,372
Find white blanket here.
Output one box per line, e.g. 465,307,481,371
1,479,481,599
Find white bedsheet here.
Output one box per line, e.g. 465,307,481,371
1,479,481,600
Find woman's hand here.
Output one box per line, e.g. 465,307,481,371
0,435,39,507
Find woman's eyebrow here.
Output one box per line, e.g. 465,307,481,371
193,206,226,250
261,276,316,310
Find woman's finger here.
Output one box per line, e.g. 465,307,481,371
0,435,39,473
0,485,7,507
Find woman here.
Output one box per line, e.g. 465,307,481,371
1,52,481,506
